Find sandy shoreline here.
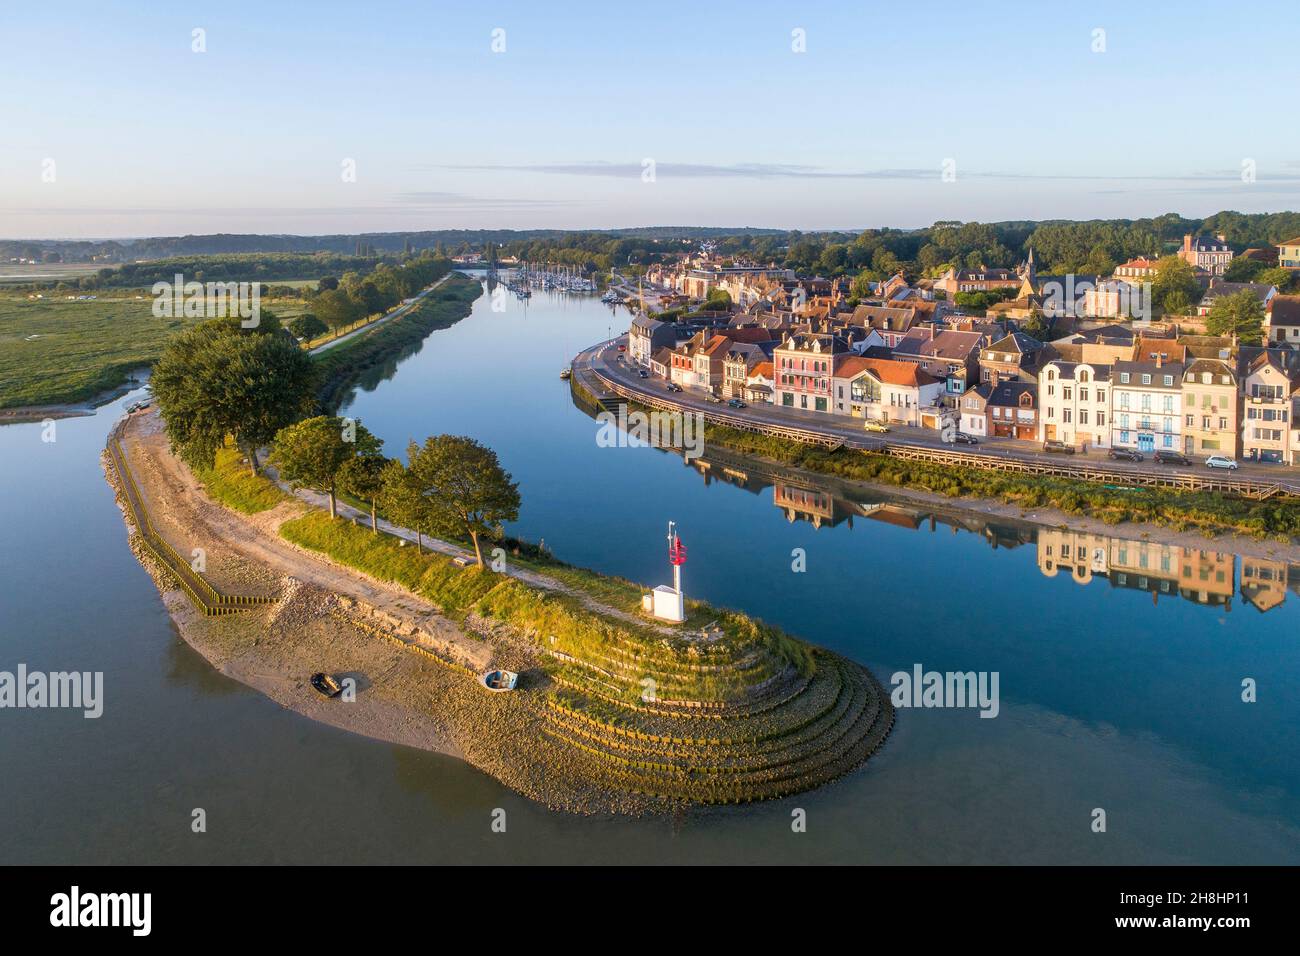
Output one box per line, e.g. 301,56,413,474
102,411,674,814
103,408,894,814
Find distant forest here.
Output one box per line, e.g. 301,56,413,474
6,212,1300,285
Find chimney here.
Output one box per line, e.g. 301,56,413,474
1156,353,1163,368
1182,234,1192,253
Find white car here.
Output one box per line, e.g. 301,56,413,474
1204,456,1239,471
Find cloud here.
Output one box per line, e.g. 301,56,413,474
426,160,1300,186
0,191,589,218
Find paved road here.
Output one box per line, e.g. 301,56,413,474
577,336,1300,491
309,273,451,355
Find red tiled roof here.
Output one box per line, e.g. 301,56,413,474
835,355,938,387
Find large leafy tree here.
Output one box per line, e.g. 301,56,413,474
1206,290,1265,344
271,415,378,518
405,436,520,568
151,315,317,474
1151,256,1200,316
378,459,434,552
338,431,388,532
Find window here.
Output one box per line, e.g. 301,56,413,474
1063,409,1072,423
1097,389,1105,403
1163,375,1173,387
1080,410,1089,425
1063,387,1072,400
1141,374,1151,385
1186,415,1195,427
1098,412,1105,427
1120,372,1130,384
1080,388,1088,402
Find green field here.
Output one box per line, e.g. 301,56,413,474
0,293,187,408
0,288,316,410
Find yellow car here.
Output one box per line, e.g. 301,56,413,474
863,421,891,434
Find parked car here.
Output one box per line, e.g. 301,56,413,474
637,369,649,378
1205,455,1239,471
666,383,682,393
952,433,979,445
1108,448,1143,462
727,399,747,409
1154,450,1190,466
706,395,723,404
616,344,626,352
863,421,890,434
1042,440,1075,454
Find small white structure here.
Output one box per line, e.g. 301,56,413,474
651,585,684,623
643,521,687,623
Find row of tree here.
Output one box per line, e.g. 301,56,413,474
306,253,451,334
151,305,519,567
270,418,519,566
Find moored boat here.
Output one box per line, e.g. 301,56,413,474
559,367,572,380
480,669,519,692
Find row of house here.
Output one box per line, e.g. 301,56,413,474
626,238,1300,464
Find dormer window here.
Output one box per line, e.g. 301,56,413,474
1141,374,1151,385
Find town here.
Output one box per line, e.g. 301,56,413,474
620,235,1300,467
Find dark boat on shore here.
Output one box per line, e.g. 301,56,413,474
310,673,343,698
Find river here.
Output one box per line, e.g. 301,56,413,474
2,274,1297,864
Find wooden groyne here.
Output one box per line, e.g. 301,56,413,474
106,423,277,616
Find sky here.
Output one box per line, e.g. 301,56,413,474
2,0,1298,238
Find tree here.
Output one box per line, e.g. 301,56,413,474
1206,290,1265,344
1151,255,1200,316
151,316,317,474
288,313,327,341
270,415,376,517
338,432,387,532
379,459,433,552
1257,267,1296,293
312,288,360,334
1224,256,1267,282
405,436,520,568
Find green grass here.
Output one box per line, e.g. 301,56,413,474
279,511,812,701
192,444,290,514
0,293,191,408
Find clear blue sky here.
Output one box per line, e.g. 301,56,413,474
2,0,1297,238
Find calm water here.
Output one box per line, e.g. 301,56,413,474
2,275,1298,864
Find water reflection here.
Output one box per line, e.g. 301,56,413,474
643,429,1295,617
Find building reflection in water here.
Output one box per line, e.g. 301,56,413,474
670,448,1300,614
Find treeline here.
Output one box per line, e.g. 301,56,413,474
97,253,385,288
313,274,478,409
305,253,453,334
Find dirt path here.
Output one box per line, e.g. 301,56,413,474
121,410,493,672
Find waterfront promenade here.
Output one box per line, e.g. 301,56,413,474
575,337,1300,500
